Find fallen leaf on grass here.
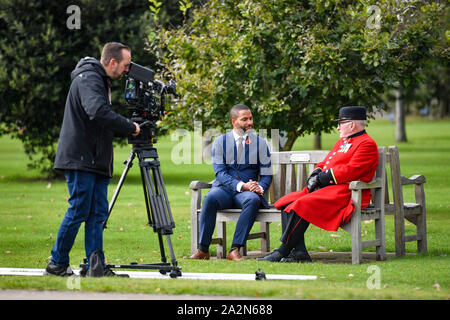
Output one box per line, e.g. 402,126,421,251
330,234,341,238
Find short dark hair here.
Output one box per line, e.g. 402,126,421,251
230,104,250,120
101,42,130,65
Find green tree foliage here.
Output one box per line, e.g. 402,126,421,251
154,0,447,150
0,0,184,175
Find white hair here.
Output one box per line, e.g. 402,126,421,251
354,120,366,128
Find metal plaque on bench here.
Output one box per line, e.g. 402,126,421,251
290,153,310,162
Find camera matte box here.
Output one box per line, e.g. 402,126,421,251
129,62,155,83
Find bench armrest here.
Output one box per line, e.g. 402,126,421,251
349,178,382,190
189,180,213,190
401,174,426,185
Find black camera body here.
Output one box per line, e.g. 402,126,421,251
125,62,177,145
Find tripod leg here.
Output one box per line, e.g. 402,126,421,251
151,167,170,229
139,158,168,264
158,233,167,264
166,234,178,266
153,166,174,228
134,146,180,271
103,150,135,229
140,160,171,233
139,165,154,228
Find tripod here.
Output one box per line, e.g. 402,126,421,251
102,142,182,278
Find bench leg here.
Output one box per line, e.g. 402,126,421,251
416,211,427,253
351,212,362,265
260,222,270,253
415,184,427,253
216,221,226,259
375,214,386,261
240,246,247,257
394,209,406,257
191,210,199,255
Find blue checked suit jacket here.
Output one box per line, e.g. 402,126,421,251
211,131,272,208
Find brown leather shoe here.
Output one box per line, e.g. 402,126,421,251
226,248,243,261
187,249,210,260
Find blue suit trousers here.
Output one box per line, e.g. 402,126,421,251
199,186,262,249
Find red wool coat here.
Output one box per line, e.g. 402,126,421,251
274,131,379,231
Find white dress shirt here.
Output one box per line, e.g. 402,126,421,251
232,130,263,193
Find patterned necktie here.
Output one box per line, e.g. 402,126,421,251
237,136,244,163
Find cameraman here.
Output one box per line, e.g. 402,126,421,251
45,42,140,277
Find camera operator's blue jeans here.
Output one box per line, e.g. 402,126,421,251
50,170,110,267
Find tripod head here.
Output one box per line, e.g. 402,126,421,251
128,118,158,146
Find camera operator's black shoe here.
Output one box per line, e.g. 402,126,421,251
79,264,88,277
103,266,129,278
44,261,74,277
280,250,312,263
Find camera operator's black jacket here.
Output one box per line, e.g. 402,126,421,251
54,57,136,177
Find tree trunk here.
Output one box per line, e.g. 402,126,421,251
395,87,407,142
282,131,298,151
313,132,322,149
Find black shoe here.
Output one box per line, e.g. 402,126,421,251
44,261,74,277
280,250,312,263
79,264,88,277
103,266,129,277
256,250,285,262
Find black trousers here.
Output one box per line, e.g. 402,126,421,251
279,208,310,253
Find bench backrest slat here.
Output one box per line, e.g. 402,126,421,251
268,148,389,205
269,150,329,203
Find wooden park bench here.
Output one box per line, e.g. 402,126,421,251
189,146,426,264
385,146,427,256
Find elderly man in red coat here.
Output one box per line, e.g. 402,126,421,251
258,106,379,263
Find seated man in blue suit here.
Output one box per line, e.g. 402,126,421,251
189,104,272,260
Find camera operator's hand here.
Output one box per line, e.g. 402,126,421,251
132,122,140,136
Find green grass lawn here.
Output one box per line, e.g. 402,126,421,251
0,118,449,299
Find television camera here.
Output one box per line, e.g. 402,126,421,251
124,62,177,145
